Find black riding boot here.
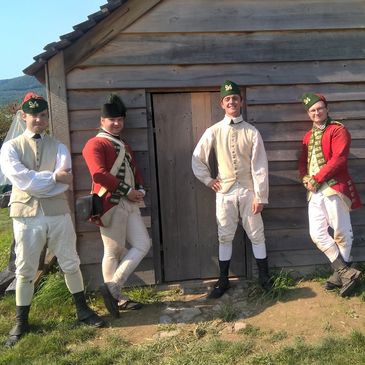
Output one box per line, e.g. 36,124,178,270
208,260,230,299
5,305,30,347
256,258,272,291
73,291,105,327
324,270,342,290
331,255,361,297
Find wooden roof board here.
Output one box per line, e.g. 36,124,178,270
24,0,365,78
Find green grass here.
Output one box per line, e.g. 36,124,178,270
2,213,365,363
2,322,365,365
2,270,365,364
214,302,240,322
124,286,182,304
248,269,298,305
250,332,365,365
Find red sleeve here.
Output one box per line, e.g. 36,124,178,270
313,126,350,184
82,138,120,193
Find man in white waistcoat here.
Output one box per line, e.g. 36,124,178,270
192,80,271,298
0,92,104,347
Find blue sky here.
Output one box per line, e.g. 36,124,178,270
1,1,107,80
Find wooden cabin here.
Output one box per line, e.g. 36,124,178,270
24,0,365,289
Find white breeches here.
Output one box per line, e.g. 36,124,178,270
308,192,353,262
12,213,83,305
100,198,151,288
216,184,266,260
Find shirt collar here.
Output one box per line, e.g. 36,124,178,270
99,127,121,140
223,115,244,125
312,117,332,131
24,129,46,139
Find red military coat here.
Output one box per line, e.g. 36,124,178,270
298,122,361,210
82,136,144,216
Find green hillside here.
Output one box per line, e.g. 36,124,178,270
0,75,45,106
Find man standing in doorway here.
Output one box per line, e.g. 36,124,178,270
192,80,271,298
82,94,151,317
299,92,362,297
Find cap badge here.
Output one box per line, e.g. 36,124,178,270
303,97,310,105
29,101,39,109
225,84,233,91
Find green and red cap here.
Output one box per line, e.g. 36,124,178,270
301,92,327,110
21,92,48,114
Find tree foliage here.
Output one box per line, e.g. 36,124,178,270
0,103,18,146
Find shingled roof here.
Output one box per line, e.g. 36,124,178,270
23,0,126,76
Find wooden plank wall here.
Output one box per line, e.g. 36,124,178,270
63,0,365,280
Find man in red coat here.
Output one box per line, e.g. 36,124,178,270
82,94,150,317
299,92,362,297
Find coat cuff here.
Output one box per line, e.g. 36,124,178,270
302,175,310,187
115,181,132,196
309,176,321,190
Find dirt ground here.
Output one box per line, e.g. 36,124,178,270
92,280,365,348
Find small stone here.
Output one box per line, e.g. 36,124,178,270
162,306,180,315
220,325,234,334
159,315,173,324
234,321,247,332
178,307,201,322
158,330,180,339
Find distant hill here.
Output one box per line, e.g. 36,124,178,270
0,75,45,106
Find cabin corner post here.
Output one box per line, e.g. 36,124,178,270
45,52,75,218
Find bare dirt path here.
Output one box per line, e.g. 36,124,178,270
93,280,365,348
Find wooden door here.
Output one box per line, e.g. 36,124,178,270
153,92,247,282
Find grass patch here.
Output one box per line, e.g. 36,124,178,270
124,286,182,304
252,331,365,365
214,303,239,322
34,271,73,307
240,324,262,337
268,330,288,343
32,271,75,322
3,327,365,365
249,269,298,304
0,325,97,365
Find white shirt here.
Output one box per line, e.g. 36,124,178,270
0,129,71,198
192,114,269,203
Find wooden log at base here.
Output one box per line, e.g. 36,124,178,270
0,269,15,295
4,249,56,295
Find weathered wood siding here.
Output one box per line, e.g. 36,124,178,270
62,0,365,283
